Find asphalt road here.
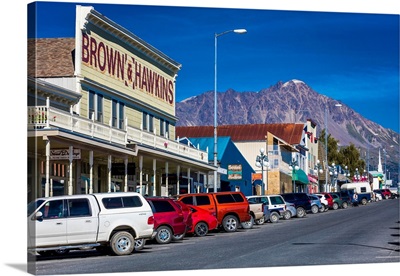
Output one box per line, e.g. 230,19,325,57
30,198,400,275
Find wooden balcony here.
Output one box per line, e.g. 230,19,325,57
27,103,209,163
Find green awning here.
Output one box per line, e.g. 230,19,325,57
292,169,309,185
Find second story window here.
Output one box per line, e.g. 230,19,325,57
142,112,154,132
112,101,125,129
160,119,169,137
88,90,103,123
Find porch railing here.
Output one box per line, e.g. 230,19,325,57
28,101,208,163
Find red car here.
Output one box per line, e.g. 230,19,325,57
146,197,188,244
186,204,218,237
173,200,193,240
380,189,392,199
319,193,335,209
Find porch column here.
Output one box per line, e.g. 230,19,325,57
108,155,112,192
89,151,93,194
187,168,191,194
68,146,73,195
124,158,128,192
165,162,169,196
44,137,50,197
153,159,157,196
139,155,143,195
176,165,180,195
197,171,200,193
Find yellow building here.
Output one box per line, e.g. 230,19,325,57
27,5,216,202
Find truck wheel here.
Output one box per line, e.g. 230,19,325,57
134,238,146,251
155,225,173,244
311,205,319,214
332,202,339,210
222,215,239,232
194,222,209,237
361,198,368,205
269,212,280,223
110,231,135,256
296,207,306,218
255,216,266,224
342,202,348,209
283,211,291,220
241,216,254,229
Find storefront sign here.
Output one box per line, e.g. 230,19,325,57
50,149,81,160
228,164,242,180
81,33,174,105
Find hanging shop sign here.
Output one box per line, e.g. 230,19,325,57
50,149,81,160
228,164,242,180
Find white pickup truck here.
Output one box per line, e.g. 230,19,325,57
27,192,155,256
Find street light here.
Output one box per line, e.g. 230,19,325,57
289,159,299,192
255,148,269,195
213,28,247,192
354,168,361,182
323,103,342,192
314,159,323,191
328,162,338,192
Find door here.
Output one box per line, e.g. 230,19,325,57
66,198,98,244
30,199,67,247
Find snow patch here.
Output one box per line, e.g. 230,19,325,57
282,79,305,88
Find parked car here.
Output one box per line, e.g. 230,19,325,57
331,192,349,209
337,191,353,207
27,193,155,256
307,194,323,213
173,200,193,240
379,189,393,199
280,193,312,218
373,190,383,201
177,192,251,232
329,193,347,209
285,202,297,218
246,195,291,221
186,205,218,237
319,192,335,209
314,194,329,212
245,201,266,227
146,197,188,244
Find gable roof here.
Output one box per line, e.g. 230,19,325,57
188,136,231,161
176,123,305,145
28,38,76,78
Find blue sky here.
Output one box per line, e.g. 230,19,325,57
28,1,399,132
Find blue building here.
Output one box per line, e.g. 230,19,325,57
186,136,255,196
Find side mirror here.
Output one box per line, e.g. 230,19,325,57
35,211,43,221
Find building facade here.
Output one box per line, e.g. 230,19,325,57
27,5,216,202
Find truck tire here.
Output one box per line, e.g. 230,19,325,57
342,202,348,209
283,211,291,220
241,216,254,229
361,198,368,205
311,205,319,214
155,225,173,244
222,215,239,232
134,238,146,251
194,222,209,237
110,231,135,256
255,216,266,225
296,207,306,218
269,212,280,223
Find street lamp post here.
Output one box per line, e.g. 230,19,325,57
323,103,342,192
314,159,323,191
214,28,247,192
255,148,269,195
328,163,338,192
289,159,299,192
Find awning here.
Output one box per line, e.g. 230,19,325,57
293,169,309,185
308,175,318,184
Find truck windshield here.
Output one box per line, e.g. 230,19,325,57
27,199,45,217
